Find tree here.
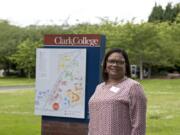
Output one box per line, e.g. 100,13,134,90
172,3,180,22
148,2,180,23
120,23,161,79
10,39,42,78
148,3,164,22
0,20,25,72
1,17,179,79
175,13,180,24
168,22,180,66
163,3,174,22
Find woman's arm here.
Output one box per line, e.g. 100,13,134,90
129,83,147,135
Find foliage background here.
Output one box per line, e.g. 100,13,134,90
0,2,179,79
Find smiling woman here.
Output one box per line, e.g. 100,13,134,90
88,48,147,135
106,52,126,82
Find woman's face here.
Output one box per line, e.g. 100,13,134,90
106,52,126,80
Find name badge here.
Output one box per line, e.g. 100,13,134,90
110,86,120,93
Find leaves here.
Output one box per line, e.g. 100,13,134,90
9,39,42,78
0,16,179,78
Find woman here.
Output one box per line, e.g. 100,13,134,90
88,48,147,135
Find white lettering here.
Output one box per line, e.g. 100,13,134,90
54,36,99,46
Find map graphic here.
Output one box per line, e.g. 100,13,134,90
35,48,86,118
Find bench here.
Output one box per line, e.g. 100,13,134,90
167,73,180,79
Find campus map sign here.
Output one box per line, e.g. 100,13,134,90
35,48,86,118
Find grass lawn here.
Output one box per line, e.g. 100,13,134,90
0,89,41,135
0,78,179,135
140,79,180,135
0,77,35,86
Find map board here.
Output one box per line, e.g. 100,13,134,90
35,48,86,118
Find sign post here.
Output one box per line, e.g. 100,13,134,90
35,34,106,135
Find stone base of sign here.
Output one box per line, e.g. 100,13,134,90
42,119,88,135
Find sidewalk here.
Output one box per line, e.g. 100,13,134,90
0,85,34,91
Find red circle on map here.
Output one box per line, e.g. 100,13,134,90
52,103,60,110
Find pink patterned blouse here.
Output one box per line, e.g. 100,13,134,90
88,78,147,135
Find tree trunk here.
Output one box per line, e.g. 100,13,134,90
148,66,151,79
27,69,31,79
139,60,143,80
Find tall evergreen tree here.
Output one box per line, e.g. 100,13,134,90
149,2,180,23
148,3,164,22
163,3,174,22
173,3,180,23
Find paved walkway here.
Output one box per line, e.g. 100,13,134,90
0,85,34,91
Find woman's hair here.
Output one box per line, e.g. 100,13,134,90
102,48,131,82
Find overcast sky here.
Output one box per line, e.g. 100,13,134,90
0,0,179,26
